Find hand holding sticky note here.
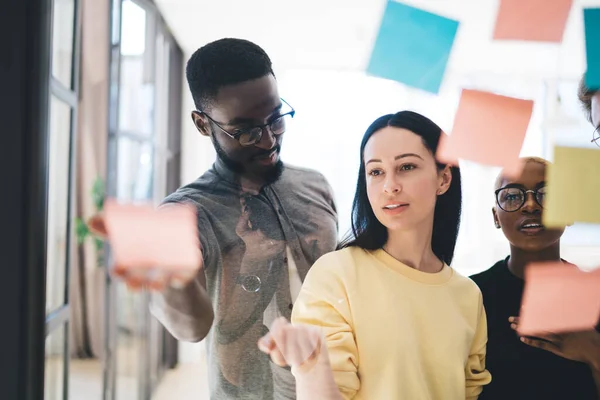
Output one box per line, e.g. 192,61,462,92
518,262,600,336
436,89,533,177
543,146,600,227
103,199,202,276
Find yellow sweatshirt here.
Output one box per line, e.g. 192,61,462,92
291,247,491,400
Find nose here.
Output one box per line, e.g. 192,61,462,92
521,191,540,214
254,127,277,150
383,175,401,194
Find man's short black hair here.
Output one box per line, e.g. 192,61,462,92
186,38,275,111
578,72,597,124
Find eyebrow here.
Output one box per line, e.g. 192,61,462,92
226,103,283,126
366,153,424,165
500,181,546,189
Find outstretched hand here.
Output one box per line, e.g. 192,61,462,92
258,317,324,375
510,316,600,369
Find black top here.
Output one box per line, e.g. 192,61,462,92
471,258,598,400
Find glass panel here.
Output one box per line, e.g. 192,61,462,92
52,0,75,88
46,97,72,313
115,283,146,399
45,324,67,400
119,0,155,137
116,136,154,201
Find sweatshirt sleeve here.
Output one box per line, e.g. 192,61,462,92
291,253,360,399
465,293,492,400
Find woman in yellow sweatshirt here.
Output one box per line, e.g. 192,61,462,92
258,111,491,399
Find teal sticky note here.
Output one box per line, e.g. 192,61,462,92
584,8,600,90
367,1,460,94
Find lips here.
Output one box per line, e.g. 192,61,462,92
383,203,408,210
382,203,409,215
253,150,279,165
518,219,545,235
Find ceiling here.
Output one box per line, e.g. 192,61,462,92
154,0,598,81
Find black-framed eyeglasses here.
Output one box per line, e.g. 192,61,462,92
592,126,599,148
199,98,295,147
495,186,546,212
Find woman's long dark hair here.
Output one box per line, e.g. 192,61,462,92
339,111,462,265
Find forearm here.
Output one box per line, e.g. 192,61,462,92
150,278,214,342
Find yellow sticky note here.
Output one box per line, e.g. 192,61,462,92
543,146,600,227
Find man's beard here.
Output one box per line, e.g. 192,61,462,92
213,135,284,185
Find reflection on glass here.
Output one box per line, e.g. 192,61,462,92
45,324,66,400
119,0,154,137
116,137,154,201
46,97,72,313
52,0,75,87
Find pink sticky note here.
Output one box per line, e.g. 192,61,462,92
493,0,573,43
436,89,533,178
518,262,600,336
104,199,201,271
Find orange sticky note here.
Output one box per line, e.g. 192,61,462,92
436,89,533,178
104,199,201,271
518,262,600,336
493,0,573,43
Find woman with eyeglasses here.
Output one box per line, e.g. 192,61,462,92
470,157,600,400
257,111,491,399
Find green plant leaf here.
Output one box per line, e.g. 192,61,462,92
75,218,89,245
92,177,105,212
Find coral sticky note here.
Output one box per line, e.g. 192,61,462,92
519,262,600,336
436,89,533,177
493,0,573,43
104,200,201,271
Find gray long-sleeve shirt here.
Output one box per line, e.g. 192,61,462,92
150,158,338,399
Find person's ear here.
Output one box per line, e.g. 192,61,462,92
437,165,452,195
191,111,211,137
492,207,501,229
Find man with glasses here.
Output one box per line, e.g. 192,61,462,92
92,38,338,399
578,74,600,147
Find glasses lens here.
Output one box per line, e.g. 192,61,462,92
239,128,263,146
270,115,289,135
536,187,546,207
498,188,524,212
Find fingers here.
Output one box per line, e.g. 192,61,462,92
520,336,561,354
110,267,197,292
258,331,288,367
87,214,108,238
266,317,322,371
258,333,275,353
508,317,562,342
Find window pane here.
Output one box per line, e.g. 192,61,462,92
46,97,72,313
116,137,153,201
45,324,67,400
52,0,75,88
118,0,154,137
